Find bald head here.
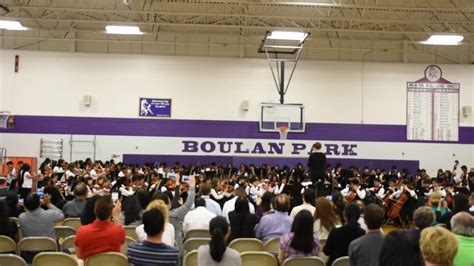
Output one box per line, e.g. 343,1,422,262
451,212,474,237
274,194,290,212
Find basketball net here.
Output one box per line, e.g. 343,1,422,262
277,126,289,140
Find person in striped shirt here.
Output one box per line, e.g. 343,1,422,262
127,208,179,266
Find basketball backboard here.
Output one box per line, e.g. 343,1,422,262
259,103,305,133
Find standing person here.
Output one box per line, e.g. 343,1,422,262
307,142,326,196
348,204,385,266
197,216,241,266
6,161,17,191
19,164,41,199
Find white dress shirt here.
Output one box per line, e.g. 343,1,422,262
289,203,316,218
201,195,222,216
182,206,216,235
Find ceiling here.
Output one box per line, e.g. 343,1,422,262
0,0,473,63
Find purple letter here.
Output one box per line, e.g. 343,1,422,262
251,143,267,154
182,141,199,152
218,142,233,153
291,143,306,155
342,144,357,156
200,141,216,153
234,142,250,154
325,144,340,155
268,143,285,154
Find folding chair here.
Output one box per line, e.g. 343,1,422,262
183,250,198,266
123,226,138,241
229,238,264,253
54,226,76,245
241,251,277,266
18,237,57,263
332,256,350,266
263,238,279,254
121,236,136,254
184,229,211,240
85,252,128,266
183,238,210,253
10,217,20,227
0,235,17,254
283,256,325,266
60,236,76,255
62,218,81,231
32,252,78,266
0,254,27,266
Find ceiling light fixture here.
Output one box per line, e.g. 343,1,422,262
0,20,27,31
267,31,309,42
422,34,464,45
105,25,143,35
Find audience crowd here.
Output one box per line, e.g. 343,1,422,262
0,156,473,266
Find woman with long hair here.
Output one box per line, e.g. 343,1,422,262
379,230,424,266
279,210,320,264
228,197,258,242
313,197,341,240
198,216,241,266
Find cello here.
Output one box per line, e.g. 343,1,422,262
388,188,410,220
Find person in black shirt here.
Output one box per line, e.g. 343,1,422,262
307,142,327,196
0,200,18,242
228,197,258,242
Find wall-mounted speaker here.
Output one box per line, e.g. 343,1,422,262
462,106,471,117
241,100,249,111
83,95,92,107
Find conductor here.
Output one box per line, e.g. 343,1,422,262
307,142,326,195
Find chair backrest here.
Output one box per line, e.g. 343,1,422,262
183,238,211,252
18,237,58,253
229,238,264,253
123,226,138,241
60,236,76,254
54,226,76,240
183,250,198,266
0,254,27,266
121,236,136,254
241,251,278,266
283,256,325,266
62,218,81,231
32,252,78,266
332,256,350,266
85,252,128,266
319,239,327,249
263,238,279,254
0,235,17,254
185,229,211,240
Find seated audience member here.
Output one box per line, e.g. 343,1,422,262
0,200,18,241
408,206,435,242
290,188,315,218
183,198,216,236
428,191,446,225
228,197,258,242
470,192,474,213
200,183,222,216
256,194,293,242
450,212,474,266
128,208,179,266
436,193,470,229
136,199,175,246
355,200,368,232
80,194,100,225
348,204,385,266
420,226,458,266
121,195,142,226
5,192,24,218
324,203,365,266
379,230,424,266
197,216,241,266
43,174,64,208
279,210,320,264
222,187,255,221
255,191,274,218
19,192,64,238
313,197,341,240
153,175,195,251
63,183,87,218
75,195,125,260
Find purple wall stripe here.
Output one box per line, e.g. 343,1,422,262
123,154,420,173
1,115,474,144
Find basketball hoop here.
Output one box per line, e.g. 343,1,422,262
277,126,289,140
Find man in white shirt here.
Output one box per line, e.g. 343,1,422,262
200,183,222,216
290,188,316,218
182,198,216,236
223,187,255,221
